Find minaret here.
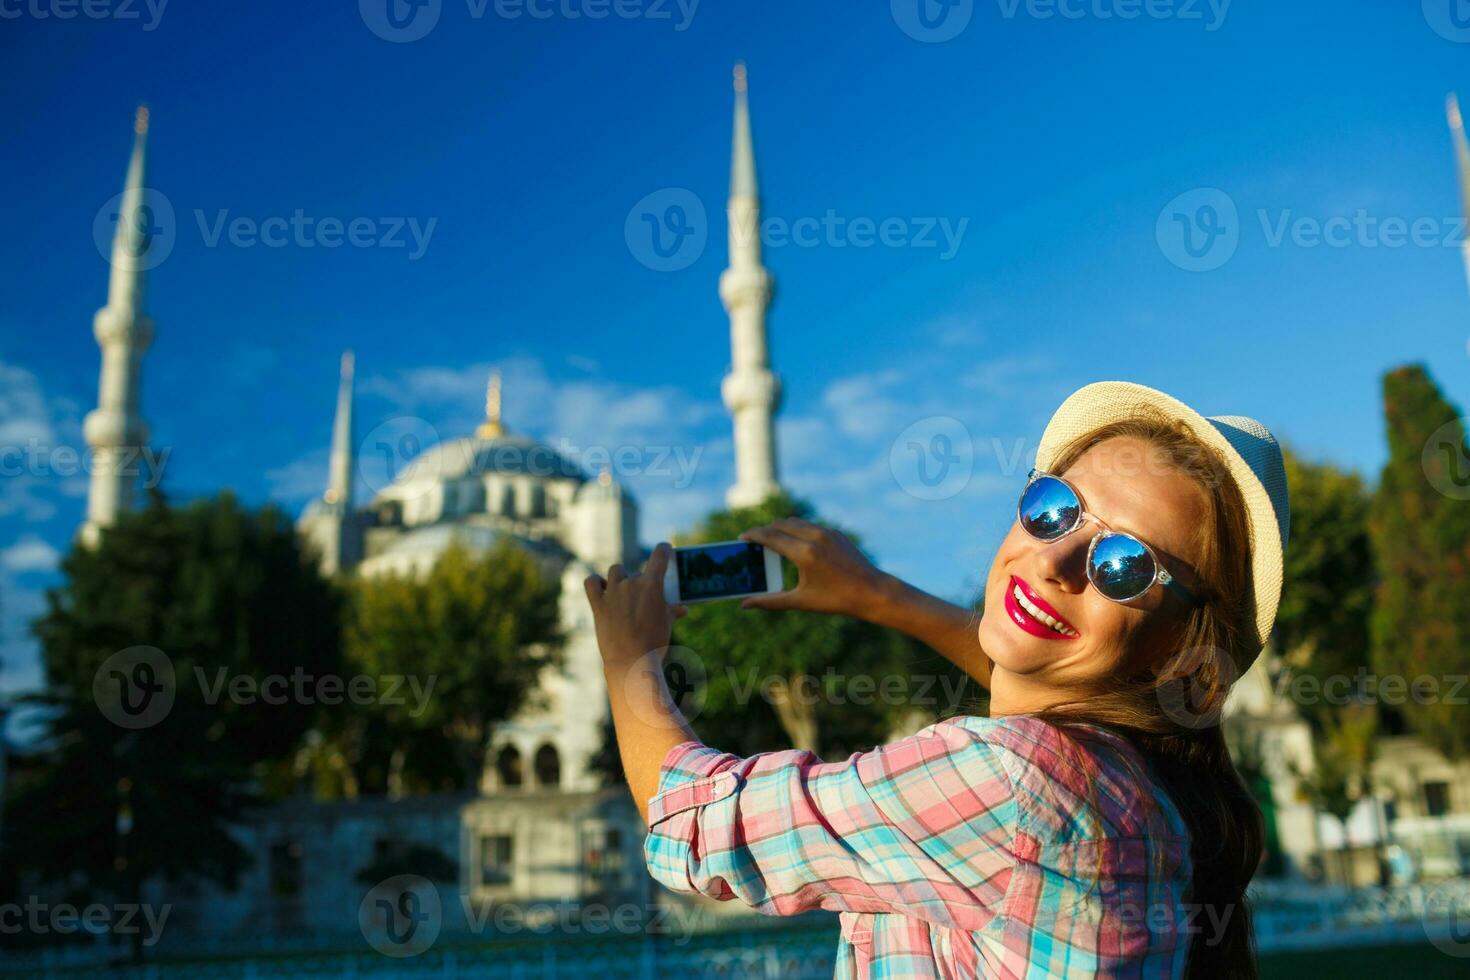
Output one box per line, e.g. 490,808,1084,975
81,106,156,548
720,63,782,508
325,351,356,511
310,351,360,575
1448,95,1470,344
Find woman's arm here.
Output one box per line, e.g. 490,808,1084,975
583,544,696,825
739,518,992,690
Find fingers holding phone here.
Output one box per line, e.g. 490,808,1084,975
737,520,884,616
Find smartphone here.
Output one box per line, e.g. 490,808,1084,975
662,539,785,605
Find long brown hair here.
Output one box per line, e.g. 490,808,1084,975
1026,409,1264,978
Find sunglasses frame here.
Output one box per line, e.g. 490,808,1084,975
1018,469,1203,607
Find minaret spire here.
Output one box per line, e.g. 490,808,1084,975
300,351,361,575
81,105,156,547
477,368,506,438
720,63,782,508
324,351,355,508
730,62,757,200
1448,95,1470,340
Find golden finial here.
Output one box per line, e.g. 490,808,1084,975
733,62,747,94
476,368,505,438
1450,93,1464,133
134,104,150,135
598,466,612,486
340,349,355,379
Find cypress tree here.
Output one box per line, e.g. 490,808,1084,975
1369,364,1470,756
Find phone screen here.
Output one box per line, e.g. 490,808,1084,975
675,541,769,601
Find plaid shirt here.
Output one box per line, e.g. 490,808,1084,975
644,714,1193,978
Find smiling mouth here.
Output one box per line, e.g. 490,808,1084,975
1005,576,1080,639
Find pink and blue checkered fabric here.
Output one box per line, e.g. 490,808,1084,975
645,714,1194,978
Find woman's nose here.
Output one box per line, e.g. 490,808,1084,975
1034,532,1090,593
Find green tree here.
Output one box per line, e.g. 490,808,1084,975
667,493,974,760
5,492,341,961
1270,447,1379,729
1369,365,1470,756
344,539,564,793
1275,447,1376,696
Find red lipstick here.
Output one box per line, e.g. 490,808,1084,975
1003,575,1079,641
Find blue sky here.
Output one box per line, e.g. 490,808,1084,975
3,0,1470,700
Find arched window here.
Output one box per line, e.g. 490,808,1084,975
495,745,523,789
534,744,561,789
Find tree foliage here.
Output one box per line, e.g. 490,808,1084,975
1369,364,1470,756
4,492,342,956
343,539,564,792
1274,447,1376,723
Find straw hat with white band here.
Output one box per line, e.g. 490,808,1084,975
1034,381,1291,678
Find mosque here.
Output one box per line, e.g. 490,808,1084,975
80,67,782,935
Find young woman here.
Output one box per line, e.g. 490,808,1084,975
584,381,1290,978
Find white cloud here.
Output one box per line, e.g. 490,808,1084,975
1,535,61,574
264,447,331,509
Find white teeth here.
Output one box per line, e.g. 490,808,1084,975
1013,585,1077,637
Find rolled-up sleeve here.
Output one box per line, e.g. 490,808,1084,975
642,719,1019,930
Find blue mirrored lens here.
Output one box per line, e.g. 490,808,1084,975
1089,533,1157,601
1019,477,1081,541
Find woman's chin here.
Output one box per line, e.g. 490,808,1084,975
978,613,1057,677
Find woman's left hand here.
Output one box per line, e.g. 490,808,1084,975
584,543,688,669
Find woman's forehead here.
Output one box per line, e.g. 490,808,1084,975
1061,439,1209,561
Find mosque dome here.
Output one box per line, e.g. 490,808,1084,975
389,433,586,489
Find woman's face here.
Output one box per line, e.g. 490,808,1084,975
977,436,1210,694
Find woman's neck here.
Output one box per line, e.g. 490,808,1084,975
986,665,1095,718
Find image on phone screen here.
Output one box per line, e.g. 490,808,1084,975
675,541,769,601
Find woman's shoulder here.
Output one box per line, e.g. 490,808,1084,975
936,714,1186,842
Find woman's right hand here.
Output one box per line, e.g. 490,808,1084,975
738,518,888,617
